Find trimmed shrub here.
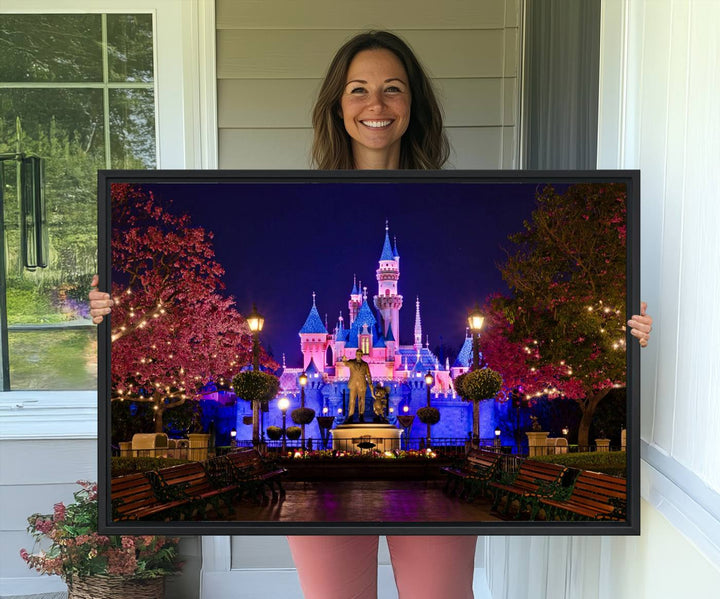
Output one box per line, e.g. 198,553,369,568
266,426,283,440
455,368,503,402
291,407,316,425
531,451,626,477
286,426,301,440
111,456,191,477
232,371,280,403
416,407,441,425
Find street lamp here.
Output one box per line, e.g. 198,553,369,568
424,371,434,447
494,427,501,449
230,428,237,448
298,371,308,449
247,304,265,371
467,304,484,371
562,426,569,437
278,397,290,455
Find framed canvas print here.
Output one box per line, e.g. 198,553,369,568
97,170,640,536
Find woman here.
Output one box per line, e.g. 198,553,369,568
90,31,653,599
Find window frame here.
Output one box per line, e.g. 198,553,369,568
0,0,217,434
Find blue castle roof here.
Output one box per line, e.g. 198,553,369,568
380,228,394,261
393,236,399,258
397,347,440,372
346,299,387,348
299,303,327,335
305,357,320,375
453,336,475,368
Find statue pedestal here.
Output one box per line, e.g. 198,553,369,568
526,431,550,457
595,438,611,452
331,424,402,453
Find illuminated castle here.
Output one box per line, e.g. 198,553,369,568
266,223,495,441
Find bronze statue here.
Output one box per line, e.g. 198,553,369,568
372,383,389,423
340,349,374,423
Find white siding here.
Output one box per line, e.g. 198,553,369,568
216,0,522,170
485,0,720,596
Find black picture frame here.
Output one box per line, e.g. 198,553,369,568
98,169,640,536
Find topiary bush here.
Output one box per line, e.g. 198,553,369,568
291,407,316,425
416,407,441,425
286,426,301,440
232,371,280,403
454,368,503,401
266,426,283,441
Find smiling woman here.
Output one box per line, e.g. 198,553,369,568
311,30,448,170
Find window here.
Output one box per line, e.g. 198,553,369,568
0,13,156,390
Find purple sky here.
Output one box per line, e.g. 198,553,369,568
122,180,546,367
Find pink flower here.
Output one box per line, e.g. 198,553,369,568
53,503,66,522
121,537,135,550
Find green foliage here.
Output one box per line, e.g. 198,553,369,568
162,399,203,435
286,426,301,441
266,426,283,441
111,400,155,445
111,457,191,477
20,481,182,581
232,371,280,404
531,451,627,477
455,368,503,402
416,407,441,425
291,407,316,425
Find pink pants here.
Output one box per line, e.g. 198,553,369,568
287,535,477,599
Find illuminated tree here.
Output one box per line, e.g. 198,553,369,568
110,184,276,433
497,183,628,447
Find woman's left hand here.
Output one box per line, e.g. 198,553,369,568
627,301,653,347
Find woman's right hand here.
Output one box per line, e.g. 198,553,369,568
89,274,114,324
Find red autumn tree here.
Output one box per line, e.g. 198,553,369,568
495,183,628,447
110,184,276,433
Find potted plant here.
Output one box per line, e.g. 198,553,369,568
20,481,182,599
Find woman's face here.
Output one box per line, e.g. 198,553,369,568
340,49,411,167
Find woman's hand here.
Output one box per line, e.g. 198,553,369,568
89,274,114,324
627,301,652,348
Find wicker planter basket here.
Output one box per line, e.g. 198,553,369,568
67,575,165,599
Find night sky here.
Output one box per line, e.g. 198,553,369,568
118,180,547,367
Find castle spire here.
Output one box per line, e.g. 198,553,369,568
414,296,422,351
380,220,394,261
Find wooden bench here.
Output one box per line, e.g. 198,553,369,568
489,459,567,519
111,472,188,521
441,448,502,500
222,448,287,503
537,469,626,521
147,461,238,519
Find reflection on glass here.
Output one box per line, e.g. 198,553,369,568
110,89,156,169
9,329,97,390
0,15,102,82
107,14,154,82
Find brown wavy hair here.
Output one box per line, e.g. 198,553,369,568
311,31,449,170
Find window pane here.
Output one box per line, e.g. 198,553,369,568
107,14,154,82
8,329,97,390
0,14,102,82
110,88,156,168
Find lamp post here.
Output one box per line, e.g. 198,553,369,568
424,371,434,447
494,427,501,450
278,397,290,455
230,428,237,448
246,304,265,443
467,304,484,372
298,371,308,449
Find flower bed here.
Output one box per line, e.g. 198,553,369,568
277,449,450,481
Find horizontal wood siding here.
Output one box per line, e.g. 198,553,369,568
217,0,521,169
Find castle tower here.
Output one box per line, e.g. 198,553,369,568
373,221,403,344
414,296,422,351
348,275,362,326
298,292,331,371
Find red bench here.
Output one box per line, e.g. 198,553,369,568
537,470,626,521
441,448,502,501
489,459,567,519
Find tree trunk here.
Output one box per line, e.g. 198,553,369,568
576,388,612,448
473,400,480,442
252,401,260,443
